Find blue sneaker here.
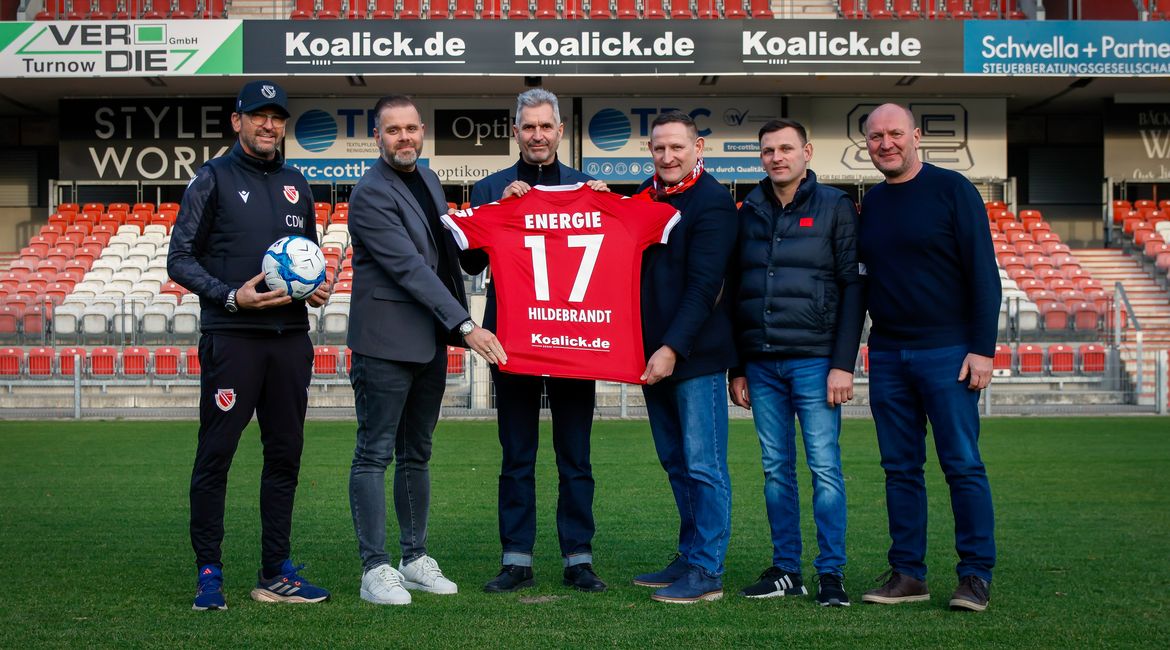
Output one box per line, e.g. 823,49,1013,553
193,565,226,611
651,565,724,604
250,560,331,604
632,553,689,588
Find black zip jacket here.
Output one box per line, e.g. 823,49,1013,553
732,169,865,372
168,143,317,334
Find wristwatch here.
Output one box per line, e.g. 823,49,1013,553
224,289,239,313
458,319,475,337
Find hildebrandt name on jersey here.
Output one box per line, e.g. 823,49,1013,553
528,307,613,323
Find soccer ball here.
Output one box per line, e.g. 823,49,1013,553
262,236,326,300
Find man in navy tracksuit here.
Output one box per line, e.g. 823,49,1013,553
169,80,331,611
631,111,738,604
462,89,609,594
730,119,864,607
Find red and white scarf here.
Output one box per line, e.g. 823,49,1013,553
643,158,705,201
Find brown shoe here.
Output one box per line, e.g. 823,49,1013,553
861,569,930,604
949,575,990,612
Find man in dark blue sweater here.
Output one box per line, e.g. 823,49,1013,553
729,119,864,606
630,112,738,604
857,103,1000,612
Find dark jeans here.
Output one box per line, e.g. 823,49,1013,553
869,344,996,582
189,332,313,575
491,367,596,567
349,349,446,571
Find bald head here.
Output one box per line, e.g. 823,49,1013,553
864,103,922,183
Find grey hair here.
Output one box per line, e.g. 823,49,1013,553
515,89,562,127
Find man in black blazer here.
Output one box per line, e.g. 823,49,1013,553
347,95,505,607
462,89,608,594
631,111,738,604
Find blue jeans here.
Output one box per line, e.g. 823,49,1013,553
868,344,996,583
745,357,847,576
349,350,446,571
642,372,732,576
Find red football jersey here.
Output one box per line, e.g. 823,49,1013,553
441,184,680,384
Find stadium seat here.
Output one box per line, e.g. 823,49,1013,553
590,0,613,18
1048,344,1075,374
891,0,920,19
615,0,638,18
863,0,891,19
27,346,55,377
185,347,201,377
1040,302,1069,331
453,0,476,17
430,0,451,18
857,345,869,376
993,344,1013,373
172,304,201,339
643,0,666,18
1017,344,1044,375
318,0,343,18
152,346,181,377
507,0,529,19
1079,344,1105,374
314,345,340,376
533,0,557,18
1069,301,1100,332
563,0,585,18
447,346,466,375
839,0,864,17
0,347,22,376
122,346,150,377
748,0,772,17
373,0,399,18
89,346,117,377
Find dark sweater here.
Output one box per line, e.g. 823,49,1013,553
858,163,1001,357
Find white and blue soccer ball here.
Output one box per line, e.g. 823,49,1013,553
262,235,326,300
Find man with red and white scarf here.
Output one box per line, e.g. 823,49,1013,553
630,111,739,604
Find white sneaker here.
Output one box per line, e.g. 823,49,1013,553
360,564,411,605
399,555,458,595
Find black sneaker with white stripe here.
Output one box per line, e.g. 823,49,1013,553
739,567,806,599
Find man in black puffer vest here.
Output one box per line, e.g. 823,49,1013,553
729,119,864,607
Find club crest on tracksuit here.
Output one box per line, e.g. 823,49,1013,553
215,388,236,411
284,186,299,204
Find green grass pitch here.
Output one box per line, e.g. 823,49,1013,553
1,417,1167,648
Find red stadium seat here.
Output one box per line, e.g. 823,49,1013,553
90,347,117,377
722,0,747,18
590,0,613,18
290,0,314,18
453,0,476,17
122,346,150,377
563,0,585,17
429,0,451,17
1017,344,1044,375
858,345,869,376
1069,302,1100,332
58,347,86,376
1048,345,1075,374
615,0,638,18
864,0,891,19
154,346,181,377
172,0,198,18
314,345,340,376
643,0,667,18
185,347,201,377
0,347,22,376
993,344,1013,372
317,0,342,18
892,0,920,19
397,0,420,18
1039,302,1069,331
28,347,55,377
447,345,466,375
142,0,171,18
1079,344,1106,374
506,0,529,18
749,0,773,17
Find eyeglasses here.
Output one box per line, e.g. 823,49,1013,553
244,112,287,127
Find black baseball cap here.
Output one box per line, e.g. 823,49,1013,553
236,80,289,117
